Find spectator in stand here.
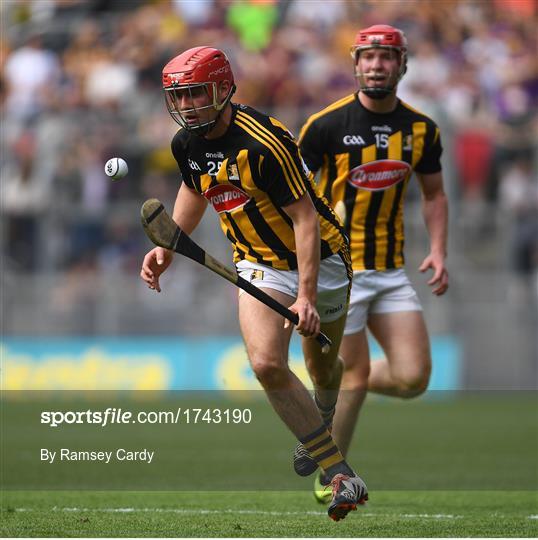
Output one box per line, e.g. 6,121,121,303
0,0,536,280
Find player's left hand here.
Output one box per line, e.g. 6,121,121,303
285,297,321,337
419,253,449,296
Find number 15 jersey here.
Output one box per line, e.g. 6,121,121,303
299,93,443,271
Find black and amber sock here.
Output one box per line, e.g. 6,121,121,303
299,425,354,478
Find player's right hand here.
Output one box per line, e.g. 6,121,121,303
140,247,173,292
286,296,321,338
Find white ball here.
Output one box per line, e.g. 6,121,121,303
104,157,128,180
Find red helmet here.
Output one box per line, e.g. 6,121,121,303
162,46,236,134
350,25,407,98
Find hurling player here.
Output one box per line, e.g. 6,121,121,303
140,46,367,520
295,25,449,500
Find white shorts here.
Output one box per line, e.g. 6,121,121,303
345,268,422,335
236,254,350,323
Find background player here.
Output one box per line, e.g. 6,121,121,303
139,46,367,520
295,25,449,498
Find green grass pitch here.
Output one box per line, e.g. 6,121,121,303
1,490,537,537
1,392,536,536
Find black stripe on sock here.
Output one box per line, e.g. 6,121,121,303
299,424,327,445
305,435,333,454
313,445,340,464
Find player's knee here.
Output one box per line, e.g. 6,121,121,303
250,357,289,389
341,360,370,392
396,369,430,398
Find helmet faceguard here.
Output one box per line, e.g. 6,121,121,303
350,24,407,100
162,46,236,136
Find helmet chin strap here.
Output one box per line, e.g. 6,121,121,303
189,118,217,136
356,69,398,100
361,87,394,100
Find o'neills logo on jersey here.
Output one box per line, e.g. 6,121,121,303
348,159,411,191
204,184,250,213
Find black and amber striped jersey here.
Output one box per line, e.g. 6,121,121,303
171,103,347,271
299,93,443,271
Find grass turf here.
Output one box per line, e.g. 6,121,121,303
1,490,537,537
3,392,537,491
2,393,536,536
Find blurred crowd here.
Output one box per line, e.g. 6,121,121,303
1,0,537,290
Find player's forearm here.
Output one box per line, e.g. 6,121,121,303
172,182,207,235
293,213,320,303
422,192,448,257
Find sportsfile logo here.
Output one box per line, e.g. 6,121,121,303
203,184,250,213
348,159,411,191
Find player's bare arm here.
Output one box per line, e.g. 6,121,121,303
140,182,208,292
282,193,321,338
171,181,209,235
417,171,449,296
